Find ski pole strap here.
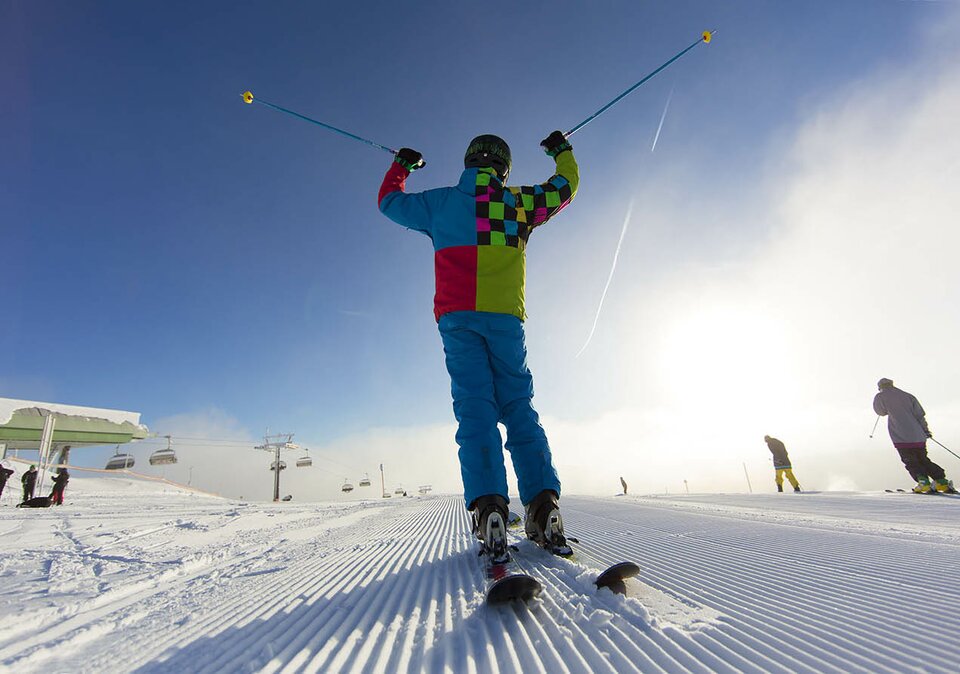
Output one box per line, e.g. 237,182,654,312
243,92,397,155
565,31,712,138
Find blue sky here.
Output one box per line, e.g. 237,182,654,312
5,2,960,498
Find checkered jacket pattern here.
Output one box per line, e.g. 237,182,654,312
378,150,579,321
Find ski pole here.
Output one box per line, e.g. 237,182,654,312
565,30,714,138
242,91,399,155
869,415,881,438
930,437,960,461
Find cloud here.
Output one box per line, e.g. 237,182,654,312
537,14,960,495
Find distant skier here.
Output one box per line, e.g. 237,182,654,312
873,378,954,493
378,131,578,558
763,436,801,493
0,463,14,501
50,468,69,505
620,476,628,495
21,465,38,502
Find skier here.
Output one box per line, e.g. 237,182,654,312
873,378,954,493
0,463,14,501
50,468,69,505
763,436,801,492
21,465,38,502
620,476,628,495
378,131,578,558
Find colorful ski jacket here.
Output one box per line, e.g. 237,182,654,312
378,150,578,321
873,387,930,448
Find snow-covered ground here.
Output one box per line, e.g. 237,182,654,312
1,473,959,673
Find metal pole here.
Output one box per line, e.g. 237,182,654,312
380,463,385,498
869,415,881,438
36,415,56,496
242,92,398,155
565,31,714,138
273,442,281,502
743,462,753,494
930,437,960,461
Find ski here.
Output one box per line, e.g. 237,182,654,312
480,546,542,604
507,511,640,596
885,488,959,497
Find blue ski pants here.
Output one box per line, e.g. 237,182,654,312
438,311,561,509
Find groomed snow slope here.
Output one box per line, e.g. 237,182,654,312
1,475,959,673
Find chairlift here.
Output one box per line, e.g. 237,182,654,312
341,479,354,493
418,485,432,495
105,449,135,470
149,435,178,466
296,454,312,468
394,485,405,495
359,473,371,487
270,460,287,471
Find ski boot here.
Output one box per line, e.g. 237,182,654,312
524,490,573,557
934,479,957,494
777,484,783,493
472,494,510,563
912,478,932,494
794,486,802,493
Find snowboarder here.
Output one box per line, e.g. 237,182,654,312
50,468,69,505
764,436,801,492
620,476,628,495
378,131,578,557
873,378,954,493
21,465,38,502
0,463,14,501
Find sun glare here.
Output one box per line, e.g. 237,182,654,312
655,305,799,433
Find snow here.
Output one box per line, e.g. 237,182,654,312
1,472,959,673
0,397,145,428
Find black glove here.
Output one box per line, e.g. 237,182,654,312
394,148,425,171
540,130,572,157
926,430,933,438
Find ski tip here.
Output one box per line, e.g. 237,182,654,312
702,30,713,44
596,561,641,595
242,91,254,104
486,575,542,604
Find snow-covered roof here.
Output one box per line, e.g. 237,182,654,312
0,397,148,449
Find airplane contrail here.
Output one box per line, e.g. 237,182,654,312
575,200,634,358
651,86,674,152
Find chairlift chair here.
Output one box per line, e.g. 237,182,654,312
418,485,432,495
149,435,178,466
105,449,135,470
270,460,287,471
341,479,354,493
296,455,312,468
359,473,371,487
394,485,404,495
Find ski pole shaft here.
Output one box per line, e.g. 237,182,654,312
242,91,398,155
565,30,714,138
930,437,960,461
869,415,881,438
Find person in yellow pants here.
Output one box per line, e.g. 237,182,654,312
764,436,802,493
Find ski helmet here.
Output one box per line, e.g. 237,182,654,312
877,378,894,390
464,134,511,182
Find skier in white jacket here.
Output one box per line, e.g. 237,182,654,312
873,378,953,493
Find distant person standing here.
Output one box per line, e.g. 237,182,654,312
21,465,38,502
0,463,14,501
620,476,628,495
763,436,801,493
50,468,69,505
873,378,955,494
